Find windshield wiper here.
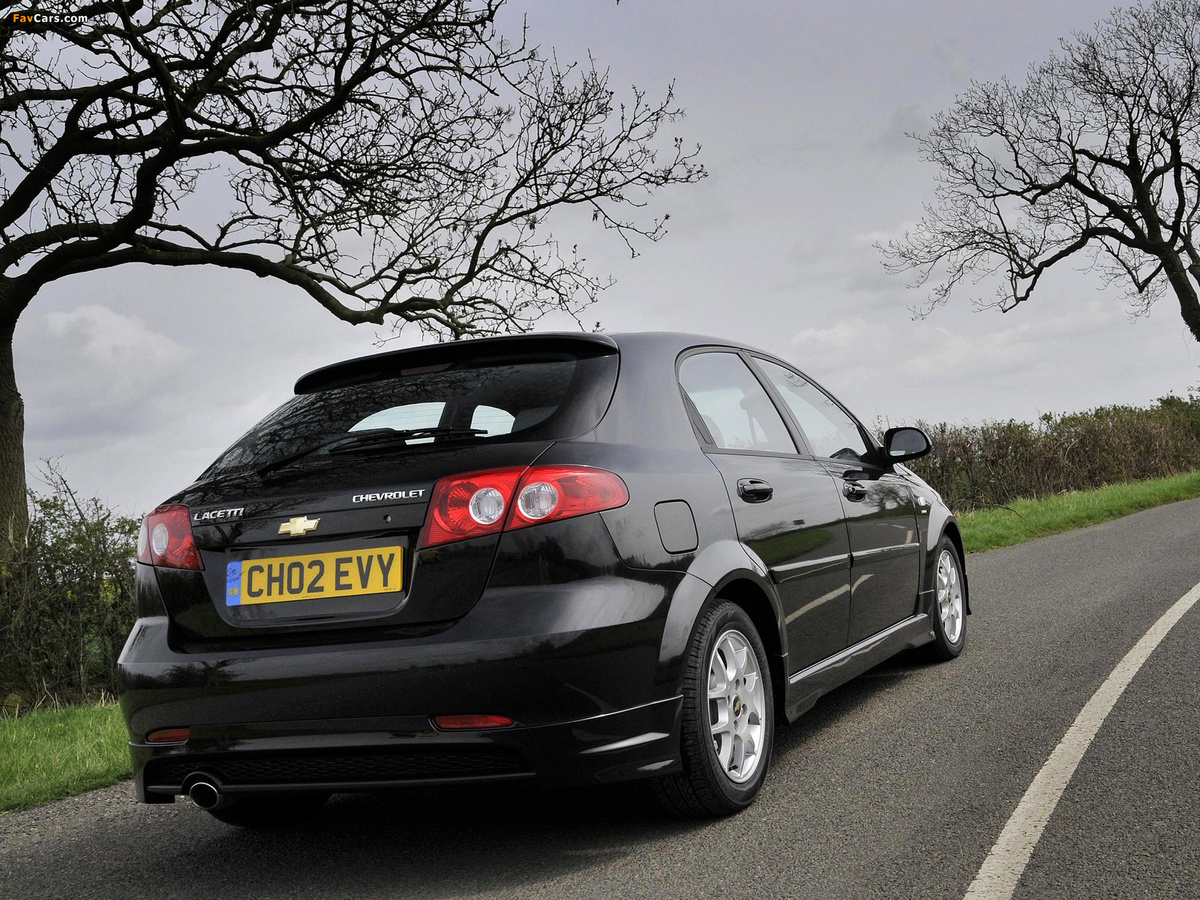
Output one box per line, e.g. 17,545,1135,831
254,427,489,477
327,427,488,453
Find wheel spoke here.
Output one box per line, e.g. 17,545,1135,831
717,636,739,680
710,696,731,734
729,734,745,774
742,731,758,763
714,731,733,770
708,660,728,697
743,671,759,704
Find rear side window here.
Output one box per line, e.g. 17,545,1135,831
206,353,617,476
678,352,796,454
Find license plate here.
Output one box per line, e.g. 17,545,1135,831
225,547,403,606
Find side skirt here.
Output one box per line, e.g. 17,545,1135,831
783,614,935,723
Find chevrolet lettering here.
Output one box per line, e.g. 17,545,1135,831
352,490,426,503
119,332,968,828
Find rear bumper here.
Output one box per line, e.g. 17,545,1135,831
118,565,688,801
128,696,683,802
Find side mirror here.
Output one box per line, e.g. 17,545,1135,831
883,426,931,463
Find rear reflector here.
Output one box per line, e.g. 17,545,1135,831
137,505,203,570
146,727,191,744
433,715,515,730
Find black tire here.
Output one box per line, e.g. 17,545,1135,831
924,537,966,662
204,792,330,828
655,601,774,816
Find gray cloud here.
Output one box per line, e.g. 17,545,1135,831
867,103,929,154
11,0,1194,517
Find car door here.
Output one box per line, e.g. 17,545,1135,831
677,350,853,671
752,357,922,645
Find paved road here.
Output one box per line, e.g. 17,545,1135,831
4,499,1199,899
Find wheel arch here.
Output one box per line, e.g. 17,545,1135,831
657,540,789,718
939,520,970,615
712,576,788,720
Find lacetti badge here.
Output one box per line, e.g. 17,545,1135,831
192,506,244,523
278,516,320,537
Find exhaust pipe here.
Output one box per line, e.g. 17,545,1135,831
185,775,228,810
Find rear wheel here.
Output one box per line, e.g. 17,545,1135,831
925,537,966,662
204,792,330,828
655,601,774,816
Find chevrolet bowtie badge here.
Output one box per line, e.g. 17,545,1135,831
278,516,320,537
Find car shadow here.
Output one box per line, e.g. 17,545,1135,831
165,659,933,898
771,648,937,755
4,652,951,900
160,780,706,899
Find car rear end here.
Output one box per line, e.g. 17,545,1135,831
118,334,690,806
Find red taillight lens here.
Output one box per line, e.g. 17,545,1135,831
146,727,191,744
136,505,203,570
433,714,514,730
420,468,526,548
508,466,629,530
419,465,629,548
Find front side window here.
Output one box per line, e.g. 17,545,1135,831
678,352,796,454
755,358,871,462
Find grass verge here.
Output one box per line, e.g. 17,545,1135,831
0,703,130,813
958,470,1200,554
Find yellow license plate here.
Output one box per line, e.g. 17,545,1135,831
225,547,403,606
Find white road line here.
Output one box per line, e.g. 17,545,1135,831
963,579,1200,900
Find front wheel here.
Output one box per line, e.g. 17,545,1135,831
925,537,966,662
655,601,774,816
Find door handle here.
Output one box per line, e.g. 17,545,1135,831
842,479,867,502
737,478,773,503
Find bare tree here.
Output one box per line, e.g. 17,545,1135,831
880,0,1200,346
0,0,703,537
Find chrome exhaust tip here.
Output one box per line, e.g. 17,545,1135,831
185,776,226,810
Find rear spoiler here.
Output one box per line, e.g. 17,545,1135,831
294,333,619,394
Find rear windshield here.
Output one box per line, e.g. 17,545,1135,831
203,352,618,477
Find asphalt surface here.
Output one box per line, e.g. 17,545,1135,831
3,499,1199,899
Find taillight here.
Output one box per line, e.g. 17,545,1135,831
419,465,628,548
508,466,629,530
420,468,526,547
137,505,203,570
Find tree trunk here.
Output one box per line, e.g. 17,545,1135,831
0,304,29,551
1164,254,1200,345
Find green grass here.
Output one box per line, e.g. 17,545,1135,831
958,470,1200,553
0,703,130,813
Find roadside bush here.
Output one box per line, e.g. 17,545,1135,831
907,395,1200,511
0,465,138,712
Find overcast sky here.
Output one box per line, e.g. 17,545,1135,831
16,0,1200,516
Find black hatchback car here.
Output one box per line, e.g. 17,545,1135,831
118,332,968,824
